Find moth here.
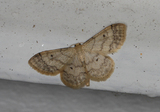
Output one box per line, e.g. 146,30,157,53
28,23,126,89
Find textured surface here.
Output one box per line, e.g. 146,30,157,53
0,79,160,112
28,24,126,89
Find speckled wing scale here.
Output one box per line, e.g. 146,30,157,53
28,48,75,76
82,23,126,81
82,23,126,54
28,23,126,89
60,53,89,89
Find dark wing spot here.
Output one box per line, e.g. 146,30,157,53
70,67,73,70
38,53,42,57
103,34,105,37
96,58,98,61
51,55,53,57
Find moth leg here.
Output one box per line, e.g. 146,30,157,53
86,79,90,86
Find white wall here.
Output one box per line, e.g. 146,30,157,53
0,0,160,97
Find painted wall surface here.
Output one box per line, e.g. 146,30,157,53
0,0,160,97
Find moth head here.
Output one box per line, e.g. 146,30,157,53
69,43,82,47
75,43,81,47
